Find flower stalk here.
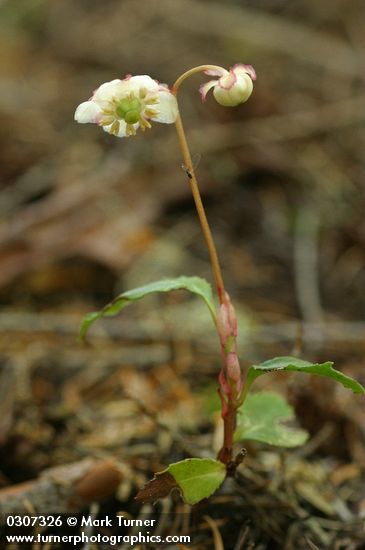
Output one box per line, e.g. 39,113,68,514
173,110,226,305
172,66,253,464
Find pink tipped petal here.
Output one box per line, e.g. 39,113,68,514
152,90,178,123
204,67,227,77
218,70,237,90
199,79,217,102
213,72,253,106
233,64,257,81
74,101,102,123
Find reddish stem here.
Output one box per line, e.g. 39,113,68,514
217,406,237,464
173,71,243,466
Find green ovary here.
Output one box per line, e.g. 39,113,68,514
124,110,140,124
116,97,142,124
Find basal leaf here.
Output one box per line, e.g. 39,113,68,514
135,458,226,505
235,392,309,447
247,356,364,395
80,276,216,341
168,458,226,504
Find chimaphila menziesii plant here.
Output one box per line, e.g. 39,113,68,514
76,64,364,506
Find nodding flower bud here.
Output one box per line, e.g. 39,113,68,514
199,64,256,107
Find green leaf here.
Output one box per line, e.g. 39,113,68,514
135,458,226,505
168,458,226,505
247,356,365,395
235,392,309,447
80,276,216,341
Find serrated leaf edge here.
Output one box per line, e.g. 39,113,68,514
79,276,216,341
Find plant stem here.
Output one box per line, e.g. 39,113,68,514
218,407,236,464
174,107,236,462
173,110,225,304
173,66,241,464
172,65,224,92
173,65,228,305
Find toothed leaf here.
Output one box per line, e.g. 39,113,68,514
247,356,364,394
136,458,226,505
80,276,216,340
235,392,309,447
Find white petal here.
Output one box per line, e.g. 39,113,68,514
92,79,128,105
74,101,101,123
152,90,178,123
102,120,139,138
128,75,159,92
118,121,140,137
199,79,218,102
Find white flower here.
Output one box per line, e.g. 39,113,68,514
199,64,256,107
75,75,178,137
